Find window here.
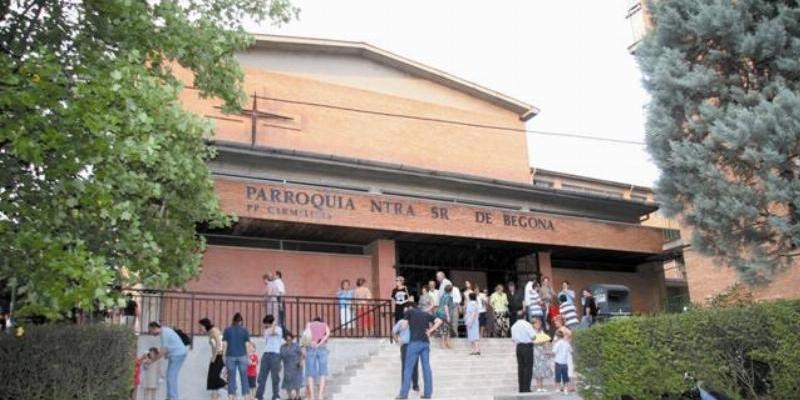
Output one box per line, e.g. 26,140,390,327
533,179,554,188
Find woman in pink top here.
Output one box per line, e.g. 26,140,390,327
304,317,330,400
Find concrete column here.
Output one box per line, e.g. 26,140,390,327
366,239,397,299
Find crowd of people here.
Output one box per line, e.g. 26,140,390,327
132,269,598,400
136,272,333,400
388,271,599,398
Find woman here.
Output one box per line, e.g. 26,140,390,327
435,284,454,349
525,281,545,327
199,318,226,399
336,279,354,330
353,277,373,333
489,284,509,337
280,332,304,400
418,285,432,312
558,280,576,306
475,285,489,338
531,318,552,392
222,312,252,400
465,292,480,355
304,317,331,400
391,276,411,323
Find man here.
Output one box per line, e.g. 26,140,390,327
580,288,598,328
391,276,411,323
148,321,188,400
273,270,286,327
263,272,280,322
507,281,524,328
435,271,452,304
396,303,443,400
449,284,461,337
121,293,139,330
426,280,438,308
509,313,535,393
256,314,283,400
392,304,420,393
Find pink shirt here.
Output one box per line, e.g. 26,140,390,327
309,321,328,344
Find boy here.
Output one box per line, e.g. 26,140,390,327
552,330,572,393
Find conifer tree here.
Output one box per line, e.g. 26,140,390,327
637,0,800,283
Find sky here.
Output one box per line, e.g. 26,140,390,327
250,0,661,187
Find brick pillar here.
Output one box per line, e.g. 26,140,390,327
538,250,554,281
638,261,667,313
366,239,397,299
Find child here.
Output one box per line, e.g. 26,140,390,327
552,330,572,393
131,353,142,400
246,341,258,399
280,332,304,400
141,347,161,400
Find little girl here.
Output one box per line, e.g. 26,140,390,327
280,332,304,400
247,341,259,399
141,347,161,400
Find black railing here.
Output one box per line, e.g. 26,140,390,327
123,289,394,341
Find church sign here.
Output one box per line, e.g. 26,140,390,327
217,179,663,254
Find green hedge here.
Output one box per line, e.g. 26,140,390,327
0,324,136,400
574,300,800,400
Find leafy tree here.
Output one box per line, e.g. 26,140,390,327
0,0,297,318
638,0,800,284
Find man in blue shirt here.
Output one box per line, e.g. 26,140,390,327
255,314,283,400
396,303,443,400
148,321,188,400
392,304,419,392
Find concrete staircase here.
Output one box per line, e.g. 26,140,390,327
329,338,582,400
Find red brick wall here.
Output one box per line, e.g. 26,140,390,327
176,67,532,183
684,249,800,303
187,245,373,298
552,264,665,315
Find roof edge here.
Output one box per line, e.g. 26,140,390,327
248,34,540,121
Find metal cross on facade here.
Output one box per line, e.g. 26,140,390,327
209,91,296,146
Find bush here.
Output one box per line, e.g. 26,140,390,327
574,300,800,400
0,324,136,400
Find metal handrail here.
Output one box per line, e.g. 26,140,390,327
122,288,394,342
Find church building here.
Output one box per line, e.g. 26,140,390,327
178,35,673,314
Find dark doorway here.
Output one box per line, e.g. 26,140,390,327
395,240,538,293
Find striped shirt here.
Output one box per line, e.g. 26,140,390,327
527,289,543,317
560,302,580,327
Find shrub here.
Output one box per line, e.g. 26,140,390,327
0,324,136,400
574,300,800,400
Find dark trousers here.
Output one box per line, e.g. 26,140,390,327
277,297,285,328
400,343,419,390
516,343,533,393
255,352,281,400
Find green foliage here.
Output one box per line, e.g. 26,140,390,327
0,1,297,318
637,0,800,284
574,300,800,400
0,324,137,400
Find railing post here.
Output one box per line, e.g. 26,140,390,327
294,297,300,338
189,293,195,348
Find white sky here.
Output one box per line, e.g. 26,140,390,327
250,0,660,187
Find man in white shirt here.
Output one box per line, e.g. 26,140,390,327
435,271,452,304
510,315,535,393
273,270,286,326
449,285,461,337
